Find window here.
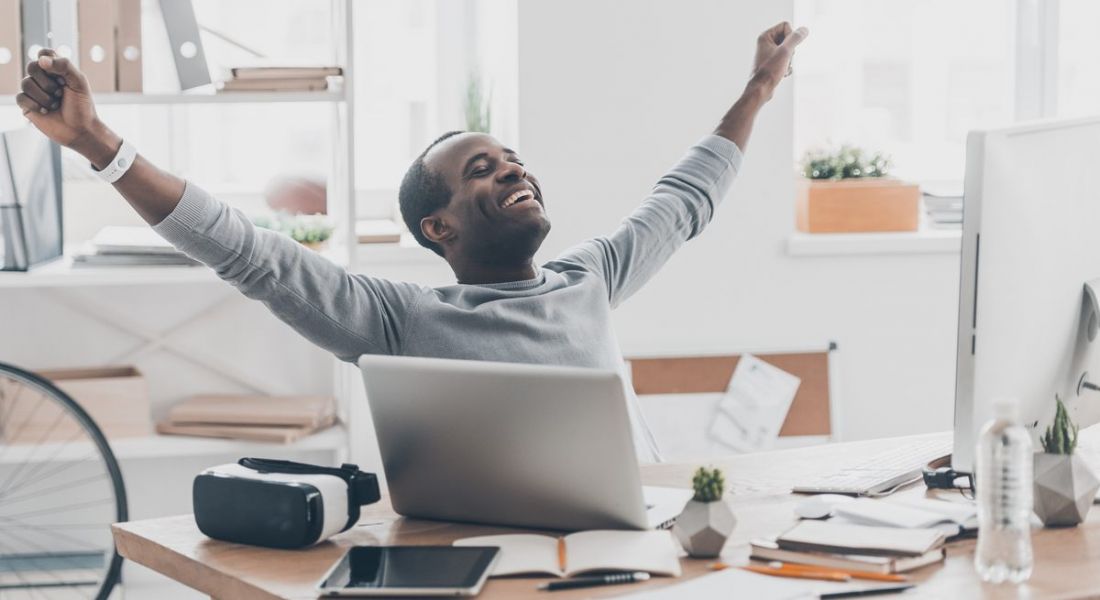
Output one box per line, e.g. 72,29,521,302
795,0,1100,186
794,0,1016,184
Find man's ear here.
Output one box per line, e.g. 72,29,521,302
420,215,455,247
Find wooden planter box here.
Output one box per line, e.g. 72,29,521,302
0,366,152,444
796,178,920,233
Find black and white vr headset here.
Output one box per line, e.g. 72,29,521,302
193,458,381,549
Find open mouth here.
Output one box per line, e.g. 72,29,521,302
500,188,537,209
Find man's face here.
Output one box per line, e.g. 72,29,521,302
424,133,550,265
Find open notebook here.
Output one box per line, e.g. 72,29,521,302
453,530,682,578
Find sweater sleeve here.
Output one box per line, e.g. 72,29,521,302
548,135,742,307
152,182,427,361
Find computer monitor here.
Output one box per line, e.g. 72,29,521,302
953,116,1100,474
0,126,62,270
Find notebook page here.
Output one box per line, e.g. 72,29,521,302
563,530,681,577
453,534,562,577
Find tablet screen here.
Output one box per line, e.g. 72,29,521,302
320,546,498,592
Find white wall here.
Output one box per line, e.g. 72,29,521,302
510,0,962,441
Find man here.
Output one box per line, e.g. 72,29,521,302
16,22,807,461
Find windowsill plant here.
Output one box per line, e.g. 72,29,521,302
252,213,334,251
796,144,920,234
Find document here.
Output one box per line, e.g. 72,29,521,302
617,567,880,599
709,354,801,452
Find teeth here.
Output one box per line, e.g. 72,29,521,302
502,190,534,208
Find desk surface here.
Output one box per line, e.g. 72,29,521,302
112,432,1100,600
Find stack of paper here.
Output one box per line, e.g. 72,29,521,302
776,520,946,557
71,226,197,267
156,394,336,443
218,65,343,92
922,182,963,230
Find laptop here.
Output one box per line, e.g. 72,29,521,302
358,355,690,531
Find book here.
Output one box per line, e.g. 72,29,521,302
218,77,330,92
0,0,20,94
776,521,945,557
749,538,945,574
166,394,335,428
159,0,211,91
833,497,977,538
77,0,117,93
452,530,682,578
155,419,335,443
115,0,143,92
230,65,343,80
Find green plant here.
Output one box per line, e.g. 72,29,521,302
252,213,334,246
691,466,726,502
1041,395,1079,455
800,144,892,180
464,71,492,133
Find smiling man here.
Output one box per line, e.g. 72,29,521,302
17,23,807,461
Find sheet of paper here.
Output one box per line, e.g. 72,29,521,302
709,354,801,452
615,567,867,599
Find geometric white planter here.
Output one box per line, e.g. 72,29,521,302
1033,453,1100,527
672,499,737,558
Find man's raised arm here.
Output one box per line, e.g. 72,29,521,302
550,22,808,307
16,49,425,361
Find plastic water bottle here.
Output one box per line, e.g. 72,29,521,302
974,397,1033,584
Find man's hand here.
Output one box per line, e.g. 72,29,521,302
16,48,121,169
750,22,809,103
713,22,809,150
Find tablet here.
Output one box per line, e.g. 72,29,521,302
317,546,500,597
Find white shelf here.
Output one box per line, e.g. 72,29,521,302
0,90,346,107
786,229,962,257
0,424,347,465
0,248,350,288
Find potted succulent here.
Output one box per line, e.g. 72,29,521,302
672,467,736,558
1033,395,1100,527
796,144,920,233
252,213,334,251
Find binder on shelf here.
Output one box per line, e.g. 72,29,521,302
47,0,79,63
20,0,49,67
0,0,20,94
158,0,211,91
78,0,117,93
116,0,142,91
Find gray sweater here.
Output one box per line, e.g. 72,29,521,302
153,134,743,462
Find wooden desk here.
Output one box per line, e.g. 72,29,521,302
112,432,1100,599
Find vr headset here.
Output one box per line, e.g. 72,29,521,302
193,458,381,549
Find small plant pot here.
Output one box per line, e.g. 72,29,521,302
300,240,329,252
672,499,736,558
1033,453,1100,527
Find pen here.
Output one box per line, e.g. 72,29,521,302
537,571,650,591
819,584,915,598
741,564,851,582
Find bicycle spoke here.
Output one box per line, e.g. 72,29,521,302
0,535,97,599
0,473,108,507
0,407,72,497
0,498,114,521
0,520,110,555
0,382,29,463
0,427,97,500
0,451,106,503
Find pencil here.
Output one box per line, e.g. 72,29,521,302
741,564,852,582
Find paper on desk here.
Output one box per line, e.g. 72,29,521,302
614,568,872,599
708,354,800,453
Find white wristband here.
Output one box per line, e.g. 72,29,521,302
93,139,138,184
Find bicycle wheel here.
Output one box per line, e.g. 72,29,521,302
0,362,128,600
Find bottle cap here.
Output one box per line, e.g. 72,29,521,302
992,397,1021,421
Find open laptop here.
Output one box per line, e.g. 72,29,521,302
358,355,690,531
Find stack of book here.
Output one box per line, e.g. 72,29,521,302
752,519,948,577
157,394,336,443
921,184,964,230
218,65,343,93
71,226,197,268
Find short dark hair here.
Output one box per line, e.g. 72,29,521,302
399,130,465,257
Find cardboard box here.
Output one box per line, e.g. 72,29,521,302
796,178,920,233
0,366,152,444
